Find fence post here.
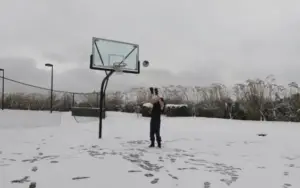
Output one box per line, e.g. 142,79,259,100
96,93,99,108
0,68,4,110
72,93,75,107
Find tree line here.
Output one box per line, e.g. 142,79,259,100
1,75,300,122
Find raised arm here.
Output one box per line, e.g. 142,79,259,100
158,98,164,110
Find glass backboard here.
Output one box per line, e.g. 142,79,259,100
90,37,140,74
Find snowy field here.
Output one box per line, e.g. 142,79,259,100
0,110,300,188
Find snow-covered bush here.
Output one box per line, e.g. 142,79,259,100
165,104,192,117
141,103,153,117
194,100,226,118
195,106,224,118
123,102,136,113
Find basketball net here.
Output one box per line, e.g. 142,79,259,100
113,62,126,75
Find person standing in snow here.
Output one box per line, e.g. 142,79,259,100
149,87,165,148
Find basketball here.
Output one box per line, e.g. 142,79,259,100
143,60,149,67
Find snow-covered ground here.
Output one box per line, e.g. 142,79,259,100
1,110,300,188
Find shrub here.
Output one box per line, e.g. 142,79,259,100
123,102,136,113
165,104,192,117
195,107,224,118
141,103,152,117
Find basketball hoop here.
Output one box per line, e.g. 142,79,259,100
89,37,151,139
113,62,127,74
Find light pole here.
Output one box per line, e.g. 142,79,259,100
0,68,4,110
45,64,53,113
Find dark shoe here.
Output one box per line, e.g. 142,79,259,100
149,143,155,148
157,143,161,148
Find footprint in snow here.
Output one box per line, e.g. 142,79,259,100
151,178,159,184
204,182,211,188
128,170,142,173
72,176,90,180
144,173,154,177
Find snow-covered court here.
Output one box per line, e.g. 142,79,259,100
1,110,300,188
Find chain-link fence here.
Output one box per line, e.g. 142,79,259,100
0,76,100,111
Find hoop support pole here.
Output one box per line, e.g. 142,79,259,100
99,70,114,139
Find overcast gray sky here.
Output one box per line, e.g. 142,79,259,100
0,0,300,93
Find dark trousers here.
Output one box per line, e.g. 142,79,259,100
150,118,161,145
